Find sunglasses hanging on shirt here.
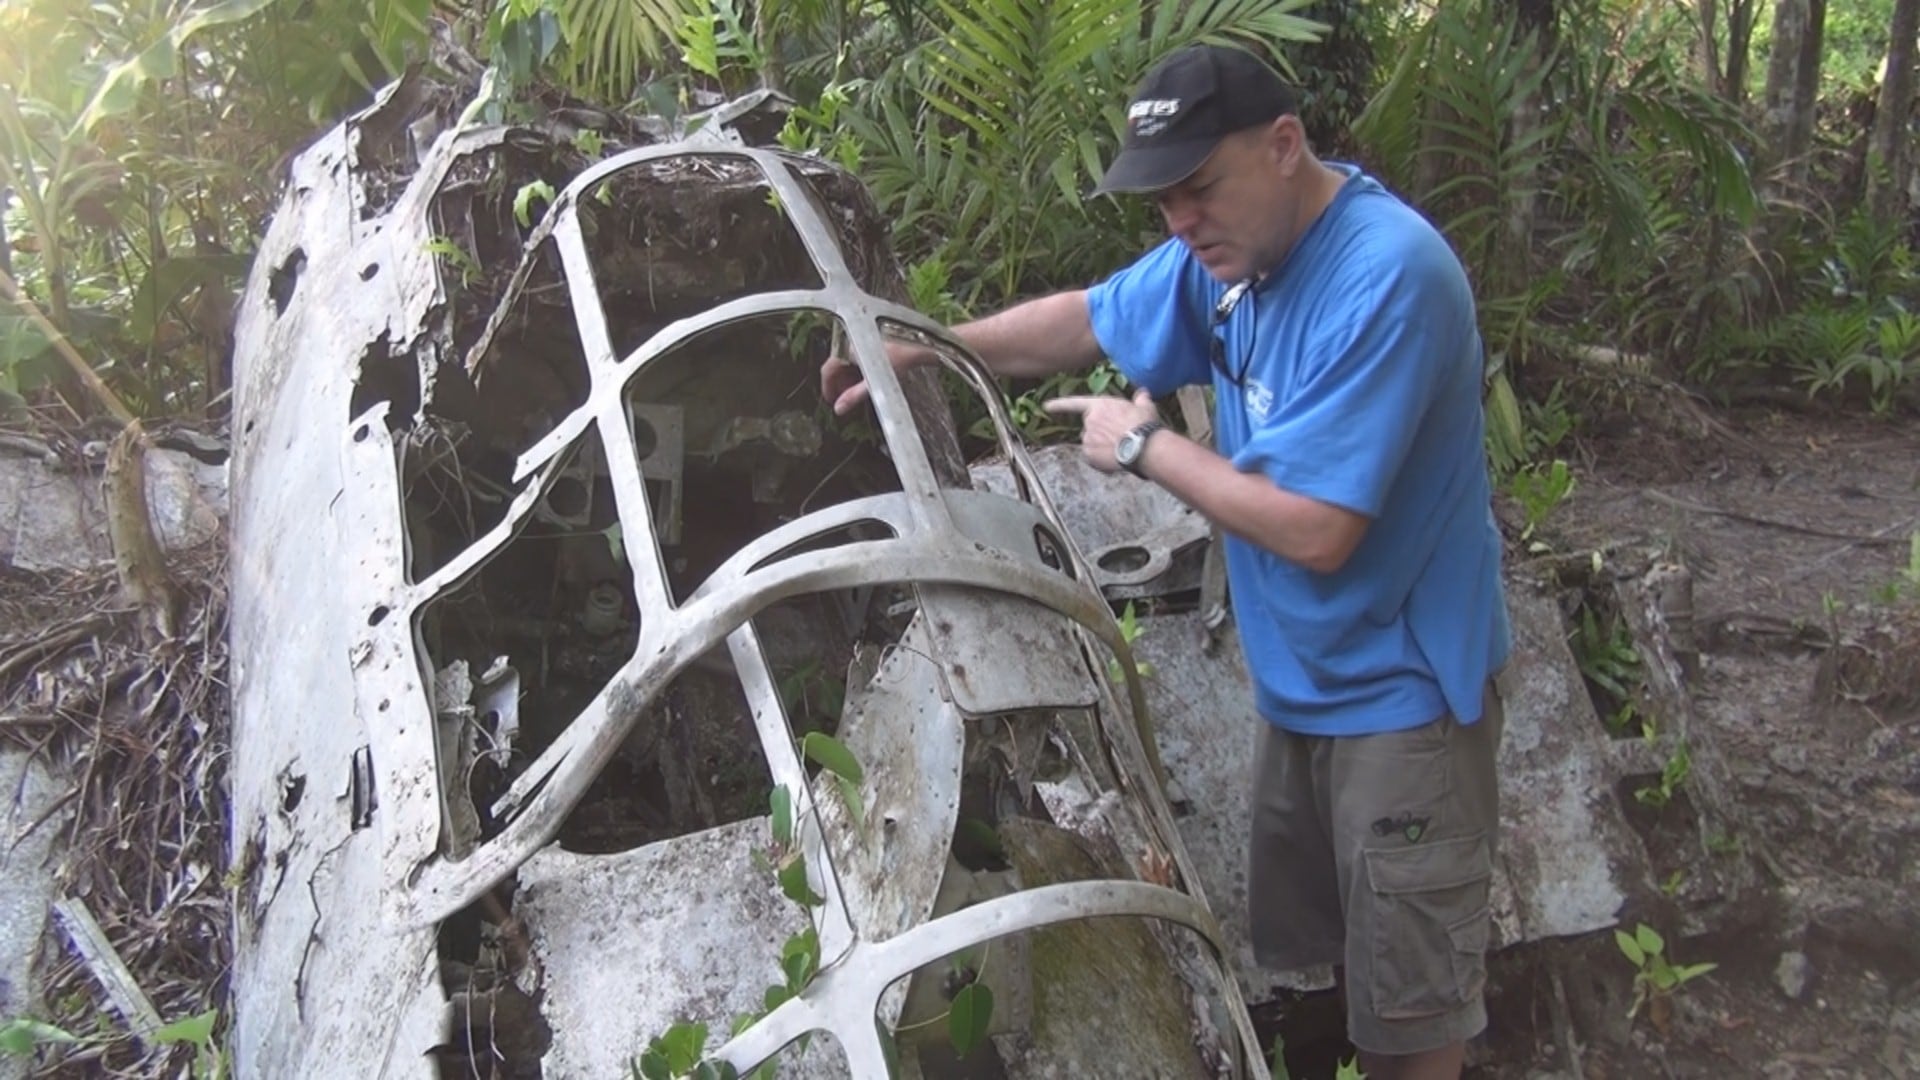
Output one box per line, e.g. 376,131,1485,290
1209,277,1257,387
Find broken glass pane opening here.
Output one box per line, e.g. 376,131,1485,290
460,234,595,456
577,156,827,361
750,520,900,574
623,310,903,606
398,230,596,583
411,427,635,848
753,592,874,744
880,319,990,493
556,665,774,855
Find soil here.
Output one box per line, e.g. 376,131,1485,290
1274,386,1920,1080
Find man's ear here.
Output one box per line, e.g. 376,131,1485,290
1269,115,1306,174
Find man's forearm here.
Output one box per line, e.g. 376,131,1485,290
1139,432,1366,574
950,290,1106,379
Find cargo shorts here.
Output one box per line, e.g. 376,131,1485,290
1248,682,1503,1056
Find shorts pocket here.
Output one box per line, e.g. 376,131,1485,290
1362,833,1492,1020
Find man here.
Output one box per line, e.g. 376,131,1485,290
821,44,1511,1080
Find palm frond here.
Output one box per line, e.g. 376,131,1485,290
551,0,691,104
1351,14,1437,187
846,0,1327,304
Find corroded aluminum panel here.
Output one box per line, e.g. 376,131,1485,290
227,76,457,1080
1492,581,1638,945
1120,612,1323,1002
809,615,966,944
972,445,1209,601
515,821,829,1079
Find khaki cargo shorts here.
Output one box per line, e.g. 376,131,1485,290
1248,682,1503,1056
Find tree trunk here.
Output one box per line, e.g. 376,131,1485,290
105,419,181,643
1761,0,1827,192
754,0,785,94
1696,0,1722,99
1503,0,1555,302
1869,0,1920,226
1725,0,1758,105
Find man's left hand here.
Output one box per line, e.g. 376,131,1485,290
1044,388,1161,473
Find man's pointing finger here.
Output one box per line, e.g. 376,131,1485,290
1042,396,1097,415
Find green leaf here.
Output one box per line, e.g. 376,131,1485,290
0,1017,80,1056
955,818,1006,863
834,774,866,832
780,928,819,990
947,983,993,1058
1614,928,1645,967
0,316,53,369
692,1060,738,1080
800,732,863,784
514,180,556,228
778,853,823,907
770,785,793,849
152,1008,218,1047
127,254,251,344
1635,924,1665,958
78,0,290,132
780,949,812,991
646,1021,708,1073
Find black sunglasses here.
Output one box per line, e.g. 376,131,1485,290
1209,278,1256,387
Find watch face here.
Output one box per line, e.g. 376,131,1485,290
1117,432,1141,465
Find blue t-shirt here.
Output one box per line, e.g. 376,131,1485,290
1086,164,1511,736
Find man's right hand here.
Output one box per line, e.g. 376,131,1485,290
819,353,871,416
821,342,931,416
819,291,1098,415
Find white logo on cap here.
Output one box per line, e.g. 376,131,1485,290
1128,98,1181,137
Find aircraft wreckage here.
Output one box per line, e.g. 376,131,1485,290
224,76,1754,1078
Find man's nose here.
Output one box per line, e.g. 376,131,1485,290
1159,195,1199,238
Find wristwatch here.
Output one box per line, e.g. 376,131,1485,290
1115,420,1165,478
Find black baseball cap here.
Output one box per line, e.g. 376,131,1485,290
1093,45,1300,196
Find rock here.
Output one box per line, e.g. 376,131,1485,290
0,753,71,1080
0,444,226,571
1769,743,1810,776
1774,951,1811,1000
1864,727,1900,761
1883,990,1920,1076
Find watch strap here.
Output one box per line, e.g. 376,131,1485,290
1120,419,1166,477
